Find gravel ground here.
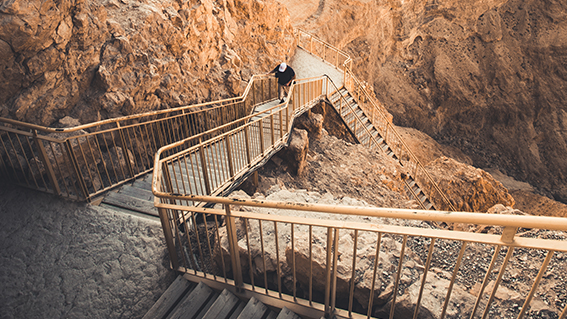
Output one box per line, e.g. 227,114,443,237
0,182,176,319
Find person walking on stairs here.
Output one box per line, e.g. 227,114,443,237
268,62,295,103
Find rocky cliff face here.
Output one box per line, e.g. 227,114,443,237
293,0,567,202
0,0,295,126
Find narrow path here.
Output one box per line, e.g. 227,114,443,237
290,47,344,87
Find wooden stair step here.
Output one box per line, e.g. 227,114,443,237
143,276,195,319
132,178,153,191
202,289,243,319
276,307,301,319
118,184,154,201
237,297,274,319
167,282,217,319
102,191,158,217
228,303,246,319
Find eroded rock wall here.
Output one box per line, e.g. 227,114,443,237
297,0,567,202
0,0,295,126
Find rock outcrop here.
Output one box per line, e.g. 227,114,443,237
286,0,567,203
419,157,515,212
0,0,295,126
281,128,309,176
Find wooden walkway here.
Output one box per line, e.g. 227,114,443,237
98,97,289,217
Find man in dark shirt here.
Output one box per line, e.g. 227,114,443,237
268,62,296,103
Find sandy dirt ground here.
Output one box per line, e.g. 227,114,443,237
0,182,175,319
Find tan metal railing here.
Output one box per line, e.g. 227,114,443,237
0,75,278,200
153,76,327,202
296,30,456,211
152,73,567,318
152,190,567,318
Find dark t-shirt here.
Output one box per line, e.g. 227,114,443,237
272,65,295,85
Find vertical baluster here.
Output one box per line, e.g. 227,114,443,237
324,227,333,316
414,238,437,319
348,230,359,316
389,235,408,319
367,232,383,318
517,251,555,319
214,214,228,282
259,220,269,293
440,241,468,319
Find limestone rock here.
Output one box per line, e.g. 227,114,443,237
282,128,309,176
377,271,476,319
294,111,323,139
291,0,567,205
477,9,503,43
419,157,515,212
0,0,295,126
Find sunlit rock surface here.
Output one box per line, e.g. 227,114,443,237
282,0,567,203
0,0,295,126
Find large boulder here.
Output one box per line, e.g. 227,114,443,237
377,271,477,319
418,157,515,213
281,128,309,176
294,111,323,139
213,188,431,315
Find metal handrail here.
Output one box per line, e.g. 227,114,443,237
150,41,567,319
0,74,278,200
153,164,567,319
296,29,456,211
152,76,327,198
0,74,273,134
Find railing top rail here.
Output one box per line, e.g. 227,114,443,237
296,29,350,60
152,76,326,162
296,29,352,71
0,74,273,134
153,192,567,233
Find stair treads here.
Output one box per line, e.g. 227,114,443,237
201,289,242,319
237,297,271,319
167,282,217,319
118,185,154,201
143,276,194,319
102,191,158,217
132,178,153,191
275,307,301,319
228,303,246,319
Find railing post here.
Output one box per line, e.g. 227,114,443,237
33,130,61,196
324,227,333,317
65,140,89,200
159,161,181,270
279,109,284,140
259,119,265,155
244,126,252,167
225,136,235,179
198,138,212,194
158,206,180,270
116,123,135,178
225,204,244,290
286,101,290,132
310,37,313,54
270,112,275,146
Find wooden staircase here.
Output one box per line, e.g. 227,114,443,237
99,174,159,218
143,277,301,319
328,88,435,210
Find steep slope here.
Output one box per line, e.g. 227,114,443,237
0,0,295,126
281,0,567,203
